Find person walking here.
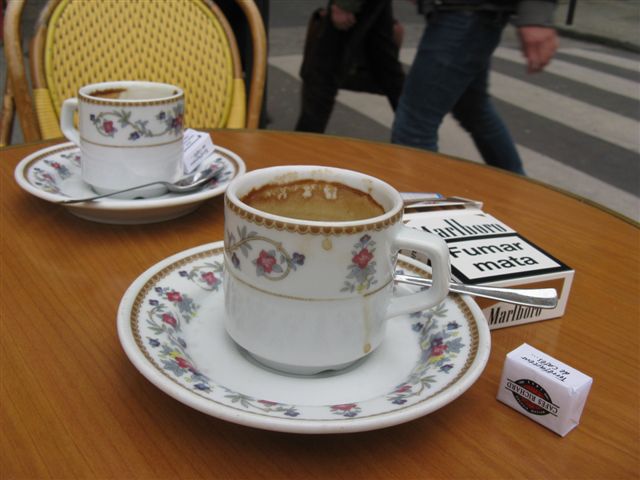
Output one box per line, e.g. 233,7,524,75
295,0,405,133
391,0,559,174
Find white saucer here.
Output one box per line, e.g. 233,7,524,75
14,142,246,224
117,241,491,434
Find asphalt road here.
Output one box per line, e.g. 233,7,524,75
264,0,640,221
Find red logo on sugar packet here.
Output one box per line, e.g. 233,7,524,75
505,379,559,417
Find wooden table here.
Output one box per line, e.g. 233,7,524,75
2,131,638,479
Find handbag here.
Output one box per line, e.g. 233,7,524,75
300,7,403,95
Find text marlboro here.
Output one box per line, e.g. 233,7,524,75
403,208,574,329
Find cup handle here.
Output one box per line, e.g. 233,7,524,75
60,98,80,145
386,226,450,318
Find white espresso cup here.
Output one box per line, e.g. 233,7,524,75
223,166,450,375
60,80,184,198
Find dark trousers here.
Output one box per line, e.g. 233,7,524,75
295,1,405,133
391,11,525,174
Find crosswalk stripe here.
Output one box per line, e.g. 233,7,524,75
338,91,640,221
490,71,639,152
270,55,396,129
272,52,639,153
328,78,640,220
268,54,638,220
559,47,640,72
398,48,418,67
336,88,639,221
517,145,640,220
494,47,639,99
399,48,639,152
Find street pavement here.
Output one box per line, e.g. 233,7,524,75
266,0,640,221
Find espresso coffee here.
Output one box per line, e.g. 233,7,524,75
241,179,385,221
89,88,127,99
88,87,180,100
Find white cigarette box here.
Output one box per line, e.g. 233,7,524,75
403,207,574,329
497,344,592,436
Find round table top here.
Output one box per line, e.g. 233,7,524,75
2,130,638,479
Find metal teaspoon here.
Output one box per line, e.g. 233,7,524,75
394,273,558,309
60,164,224,204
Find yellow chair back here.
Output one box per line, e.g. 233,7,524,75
3,0,266,143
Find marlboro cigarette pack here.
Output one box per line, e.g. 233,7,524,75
402,200,574,329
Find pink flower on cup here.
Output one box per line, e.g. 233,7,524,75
331,403,357,412
172,114,184,131
175,357,191,369
352,248,373,269
102,120,115,135
162,313,177,328
201,271,219,286
166,291,183,303
342,235,377,294
431,344,448,357
256,250,277,274
330,403,361,417
394,384,412,393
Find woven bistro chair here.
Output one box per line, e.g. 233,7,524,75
3,0,267,144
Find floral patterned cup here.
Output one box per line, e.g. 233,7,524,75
223,166,451,375
60,81,184,198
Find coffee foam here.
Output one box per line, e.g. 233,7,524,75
241,180,385,222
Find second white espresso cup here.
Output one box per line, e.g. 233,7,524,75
60,80,184,198
223,166,451,375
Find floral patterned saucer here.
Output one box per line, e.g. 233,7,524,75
14,142,245,224
117,242,491,434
